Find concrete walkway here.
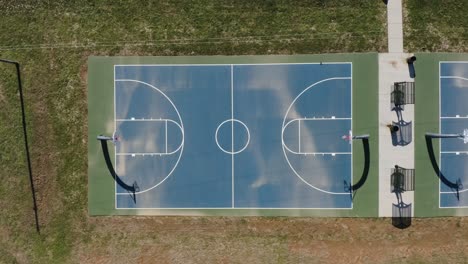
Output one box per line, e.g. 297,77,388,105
377,0,415,217
387,0,404,53
378,54,415,217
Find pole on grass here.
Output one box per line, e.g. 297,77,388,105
0,59,40,234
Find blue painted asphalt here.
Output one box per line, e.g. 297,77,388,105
439,62,468,207
113,63,353,209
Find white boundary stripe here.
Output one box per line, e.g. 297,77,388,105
231,64,234,208
117,153,174,156
440,151,468,154
289,152,351,155
116,118,179,122
435,205,468,208
281,75,353,196
114,63,353,209
114,66,117,210
350,62,353,208
439,62,442,208
114,206,353,209
439,61,468,64
115,62,352,67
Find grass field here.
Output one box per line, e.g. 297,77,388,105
1,1,468,263
405,0,468,52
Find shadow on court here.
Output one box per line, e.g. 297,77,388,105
99,140,139,203
345,138,370,201
425,135,462,200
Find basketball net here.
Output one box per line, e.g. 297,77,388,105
342,130,352,144
112,131,119,145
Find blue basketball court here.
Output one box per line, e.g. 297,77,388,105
439,62,468,208
112,63,353,209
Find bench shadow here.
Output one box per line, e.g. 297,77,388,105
390,106,412,146
392,202,412,229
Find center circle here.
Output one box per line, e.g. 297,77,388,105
215,119,250,155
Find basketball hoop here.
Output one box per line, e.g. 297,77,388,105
112,131,119,145
463,129,468,144
342,130,353,144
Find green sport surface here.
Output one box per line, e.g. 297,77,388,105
88,53,379,216
414,53,468,217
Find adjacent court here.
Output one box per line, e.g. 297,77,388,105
113,63,353,209
439,62,468,208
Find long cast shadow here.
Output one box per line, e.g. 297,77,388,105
99,139,139,203
408,62,416,78
425,135,461,200
390,105,412,146
344,138,370,200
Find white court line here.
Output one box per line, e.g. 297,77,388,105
439,61,468,64
231,64,234,208
114,66,117,210
297,117,351,120
298,119,301,153
116,118,183,132
114,206,353,209
117,152,172,156
113,64,354,209
440,116,468,119
440,76,468,81
435,205,468,208
215,119,250,155
441,190,468,194
438,63,468,207
295,152,351,155
439,62,442,208
165,119,168,154
115,62,352,67
116,118,175,122
350,62,353,209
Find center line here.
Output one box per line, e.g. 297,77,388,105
231,65,234,208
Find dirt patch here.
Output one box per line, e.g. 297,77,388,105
70,216,468,263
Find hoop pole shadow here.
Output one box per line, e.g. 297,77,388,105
425,134,462,200
344,135,370,200
0,59,40,234
97,136,138,203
